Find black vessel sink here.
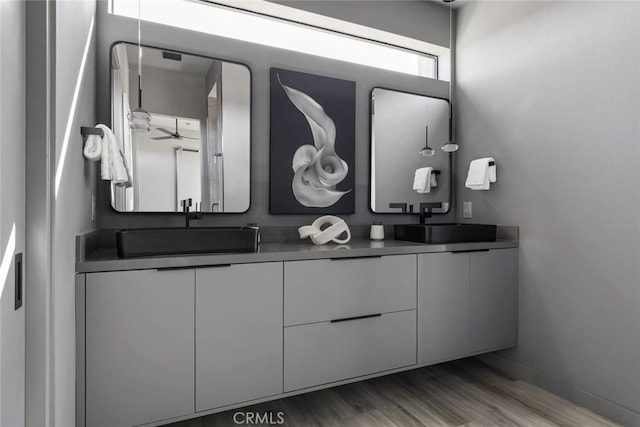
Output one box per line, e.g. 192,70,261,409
116,227,259,258
394,223,497,244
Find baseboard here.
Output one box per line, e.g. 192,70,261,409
475,353,640,427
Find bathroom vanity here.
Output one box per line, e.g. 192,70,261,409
86,40,518,427
76,236,518,427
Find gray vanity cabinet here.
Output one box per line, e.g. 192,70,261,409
85,269,195,427
195,263,284,412
418,252,470,365
78,243,518,426
418,248,518,365
469,248,519,353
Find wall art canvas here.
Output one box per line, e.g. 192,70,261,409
269,68,356,214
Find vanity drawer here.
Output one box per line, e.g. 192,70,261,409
283,310,416,392
284,255,416,326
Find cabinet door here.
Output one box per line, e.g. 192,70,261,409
86,269,195,427
469,248,519,353
196,263,283,411
418,252,470,365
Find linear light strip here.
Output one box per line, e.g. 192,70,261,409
54,16,95,198
0,224,16,299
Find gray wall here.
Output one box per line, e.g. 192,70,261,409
0,1,26,426
52,1,98,426
95,0,454,229
456,2,640,425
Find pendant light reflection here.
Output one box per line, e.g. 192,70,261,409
128,107,151,132
419,125,435,157
128,0,151,132
441,0,459,153
442,140,459,152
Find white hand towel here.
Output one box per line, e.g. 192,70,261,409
430,172,437,188
413,167,433,193
96,125,111,181
117,149,133,188
96,124,131,186
465,157,495,190
83,134,102,161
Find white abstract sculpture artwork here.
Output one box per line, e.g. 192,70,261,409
298,216,351,245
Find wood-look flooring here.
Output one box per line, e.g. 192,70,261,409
168,359,619,427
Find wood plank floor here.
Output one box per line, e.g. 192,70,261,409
168,359,619,427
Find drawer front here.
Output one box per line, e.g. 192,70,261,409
284,310,417,392
284,255,416,326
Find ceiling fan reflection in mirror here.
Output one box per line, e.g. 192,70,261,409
153,118,200,141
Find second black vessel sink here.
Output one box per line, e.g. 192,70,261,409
394,223,497,244
116,227,259,258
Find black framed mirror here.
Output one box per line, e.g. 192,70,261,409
370,87,451,214
110,42,251,213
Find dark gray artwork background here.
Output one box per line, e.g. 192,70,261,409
269,68,356,214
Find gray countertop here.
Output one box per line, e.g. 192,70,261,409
76,238,518,273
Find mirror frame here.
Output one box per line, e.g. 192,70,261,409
368,86,452,216
108,40,253,215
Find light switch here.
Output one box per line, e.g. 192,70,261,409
15,253,22,310
463,201,472,219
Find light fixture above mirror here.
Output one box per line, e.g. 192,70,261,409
441,0,459,153
419,126,435,157
127,0,151,132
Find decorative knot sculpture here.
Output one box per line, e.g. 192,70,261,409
298,216,351,245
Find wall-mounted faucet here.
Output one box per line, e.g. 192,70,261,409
181,198,202,228
419,202,442,224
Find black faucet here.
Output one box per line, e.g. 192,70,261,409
388,203,414,213
181,198,202,228
419,202,442,224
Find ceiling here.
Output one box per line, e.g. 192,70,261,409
124,43,215,77
147,113,202,150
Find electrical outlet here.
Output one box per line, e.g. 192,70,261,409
463,201,473,219
91,195,96,223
